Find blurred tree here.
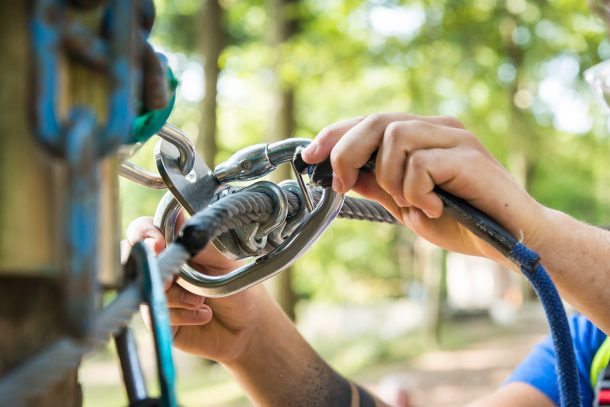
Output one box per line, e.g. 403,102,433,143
265,0,301,320
198,0,227,166
128,0,610,307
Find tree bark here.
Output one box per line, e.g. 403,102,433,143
416,238,445,345
266,0,300,320
197,0,226,167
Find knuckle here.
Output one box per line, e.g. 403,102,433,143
408,151,428,172
375,172,393,194
316,125,339,142
384,122,404,143
439,115,464,129
461,145,484,163
404,119,431,134
458,129,478,144
364,112,385,127
330,149,347,171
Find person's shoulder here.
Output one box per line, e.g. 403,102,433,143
569,313,606,352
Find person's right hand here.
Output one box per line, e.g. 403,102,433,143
301,113,548,265
126,216,281,364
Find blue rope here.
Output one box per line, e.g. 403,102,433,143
511,243,581,407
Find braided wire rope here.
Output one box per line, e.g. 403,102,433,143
0,284,141,403
511,243,581,407
176,188,397,256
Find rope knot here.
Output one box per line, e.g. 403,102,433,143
511,242,540,270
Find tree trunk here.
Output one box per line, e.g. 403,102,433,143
416,238,445,345
197,0,226,167
265,0,300,320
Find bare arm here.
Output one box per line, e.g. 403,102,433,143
224,293,386,406
528,209,610,334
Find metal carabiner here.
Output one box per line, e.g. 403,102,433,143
268,180,308,247
121,241,178,407
230,181,289,255
213,138,312,182
154,138,345,297
176,187,344,297
119,123,196,189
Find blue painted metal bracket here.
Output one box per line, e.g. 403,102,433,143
31,0,137,336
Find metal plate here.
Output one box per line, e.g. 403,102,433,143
155,140,223,215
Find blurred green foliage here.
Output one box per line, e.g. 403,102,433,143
121,0,610,301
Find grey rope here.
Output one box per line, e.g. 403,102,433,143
0,284,141,404
310,189,398,224
177,188,397,256
222,186,398,224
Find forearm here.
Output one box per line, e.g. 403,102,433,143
525,206,610,333
224,299,385,406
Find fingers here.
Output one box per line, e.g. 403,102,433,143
402,149,448,218
190,244,244,276
126,216,166,254
166,283,206,309
375,121,465,206
323,114,464,193
169,306,213,326
166,283,212,326
301,116,366,163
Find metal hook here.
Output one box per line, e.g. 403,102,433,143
119,123,196,188
157,123,195,176
268,180,309,247
213,138,311,182
242,181,289,239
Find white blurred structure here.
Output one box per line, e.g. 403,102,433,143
446,253,523,323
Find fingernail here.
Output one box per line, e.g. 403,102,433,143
302,142,318,159
332,176,343,193
195,308,210,320
423,209,436,218
181,291,202,306
395,197,409,207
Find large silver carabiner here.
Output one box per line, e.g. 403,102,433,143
154,137,344,297
177,187,342,297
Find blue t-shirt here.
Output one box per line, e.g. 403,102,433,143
506,314,607,406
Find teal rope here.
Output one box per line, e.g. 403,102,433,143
130,66,178,143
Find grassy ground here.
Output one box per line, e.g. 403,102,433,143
81,303,548,406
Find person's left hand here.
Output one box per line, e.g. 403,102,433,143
125,216,280,364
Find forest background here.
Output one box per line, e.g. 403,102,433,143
109,0,610,404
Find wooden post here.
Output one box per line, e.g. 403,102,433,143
0,4,119,405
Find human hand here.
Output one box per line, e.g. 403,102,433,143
125,216,277,364
301,113,546,263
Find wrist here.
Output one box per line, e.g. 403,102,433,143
521,204,562,255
